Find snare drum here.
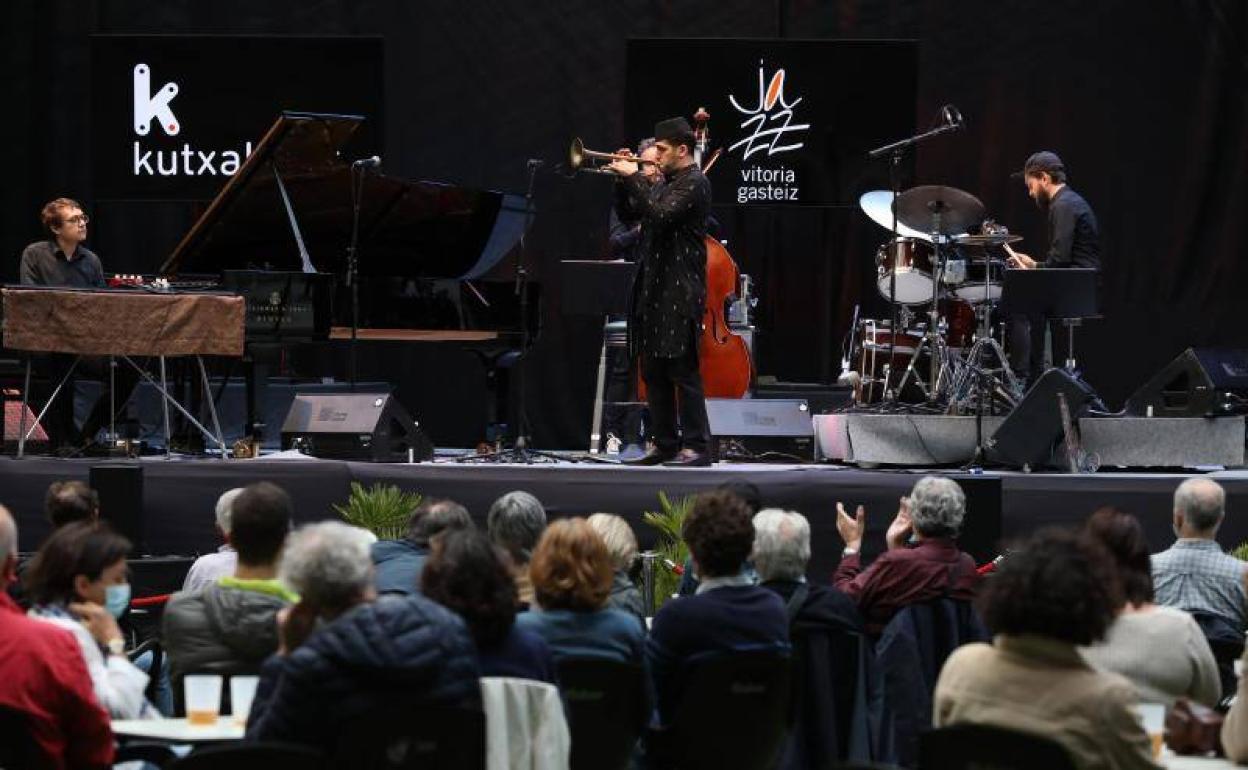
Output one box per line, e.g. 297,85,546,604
875,238,936,305
951,258,1006,304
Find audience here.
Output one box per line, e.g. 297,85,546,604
677,480,763,595
23,521,155,719
422,528,557,683
1151,478,1246,637
1221,646,1248,761
647,490,790,727
44,480,99,530
833,476,979,633
753,508,862,633
182,488,242,593
0,505,113,768
587,512,646,624
1079,507,1220,706
934,528,1160,770
372,497,474,596
487,491,547,607
516,518,645,664
164,482,297,682
246,520,480,749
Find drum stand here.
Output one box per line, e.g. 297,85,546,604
957,264,1020,469
895,216,954,404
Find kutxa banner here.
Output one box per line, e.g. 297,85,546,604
625,39,916,207
91,35,383,200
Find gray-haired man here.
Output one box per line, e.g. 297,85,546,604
1152,477,1247,635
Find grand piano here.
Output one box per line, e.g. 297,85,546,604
160,111,540,443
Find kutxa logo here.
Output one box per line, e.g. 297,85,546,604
728,62,811,160
133,63,180,136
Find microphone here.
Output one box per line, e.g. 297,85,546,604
942,105,965,130
352,155,382,169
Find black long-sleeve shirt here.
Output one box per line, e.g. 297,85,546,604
623,164,711,359
19,240,104,287
1042,186,1101,269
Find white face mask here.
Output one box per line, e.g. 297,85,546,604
104,583,131,618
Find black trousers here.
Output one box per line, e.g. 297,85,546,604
32,354,140,448
1008,314,1070,386
641,345,710,454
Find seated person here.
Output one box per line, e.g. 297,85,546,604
516,518,645,663
647,490,790,727
44,480,100,531
23,521,155,719
164,482,297,682
587,512,646,625
372,498,473,596
246,521,480,749
834,476,979,633
487,491,548,607
1151,478,1247,637
422,528,557,683
934,528,1160,770
1080,507,1220,706
0,505,113,768
753,508,861,633
182,488,242,593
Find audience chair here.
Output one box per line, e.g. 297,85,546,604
557,658,649,770
648,650,794,770
782,626,877,769
128,636,166,706
918,724,1077,770
332,704,487,769
168,741,327,769
1190,610,1245,702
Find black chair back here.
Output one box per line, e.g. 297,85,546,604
0,704,43,769
653,650,793,770
782,627,866,770
918,723,1077,770
1190,610,1245,702
332,705,486,770
168,741,326,769
557,658,648,770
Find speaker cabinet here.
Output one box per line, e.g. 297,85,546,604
1126,348,1248,417
281,393,433,462
988,369,1101,468
90,463,145,553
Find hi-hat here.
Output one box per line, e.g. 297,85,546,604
955,233,1023,247
893,185,985,236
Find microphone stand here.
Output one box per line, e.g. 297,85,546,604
866,111,964,408
346,160,373,392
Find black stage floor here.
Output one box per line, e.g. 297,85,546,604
5,455,1248,580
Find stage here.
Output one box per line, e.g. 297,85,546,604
6,454,1248,581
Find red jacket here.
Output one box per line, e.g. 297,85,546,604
0,591,113,769
833,538,980,634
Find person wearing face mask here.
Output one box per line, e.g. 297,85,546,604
22,520,156,719
1003,152,1101,387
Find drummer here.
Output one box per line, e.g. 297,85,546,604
1004,151,1102,386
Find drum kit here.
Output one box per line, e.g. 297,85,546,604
851,185,1023,413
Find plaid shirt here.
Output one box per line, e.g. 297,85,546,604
1151,539,1248,631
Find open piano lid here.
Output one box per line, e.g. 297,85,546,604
161,111,526,280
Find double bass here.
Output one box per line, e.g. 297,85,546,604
693,108,752,398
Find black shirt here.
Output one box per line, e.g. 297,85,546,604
19,240,105,288
622,163,711,359
1043,186,1100,269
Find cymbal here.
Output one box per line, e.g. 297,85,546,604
954,233,1023,246
858,190,940,241
893,185,985,236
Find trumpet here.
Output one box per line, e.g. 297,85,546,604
569,137,659,175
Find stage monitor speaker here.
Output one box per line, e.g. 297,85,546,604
1125,348,1248,417
753,381,854,414
988,369,1101,469
90,463,144,553
281,393,433,462
706,398,814,462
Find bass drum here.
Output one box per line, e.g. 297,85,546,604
942,298,977,349
875,238,936,305
854,319,924,403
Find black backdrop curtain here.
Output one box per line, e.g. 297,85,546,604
3,0,1246,449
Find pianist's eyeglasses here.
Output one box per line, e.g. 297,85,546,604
65,214,89,225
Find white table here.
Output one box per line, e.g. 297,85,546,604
111,717,245,743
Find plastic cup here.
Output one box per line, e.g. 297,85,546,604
229,675,260,726
184,674,223,726
1136,702,1166,759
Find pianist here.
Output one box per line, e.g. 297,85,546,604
18,198,136,454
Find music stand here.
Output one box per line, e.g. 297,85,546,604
560,260,637,455
1000,268,1100,372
